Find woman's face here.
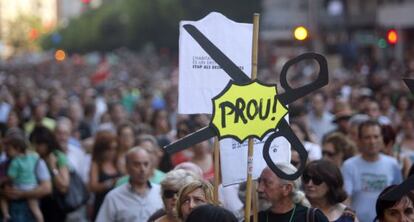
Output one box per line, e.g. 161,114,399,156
303,173,329,201
381,196,414,222
119,127,134,149
162,187,179,215
104,141,117,160
322,142,343,168
180,188,207,220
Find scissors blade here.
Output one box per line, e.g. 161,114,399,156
164,126,217,154
183,24,251,85
403,78,414,94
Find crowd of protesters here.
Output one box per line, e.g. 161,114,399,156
0,47,412,222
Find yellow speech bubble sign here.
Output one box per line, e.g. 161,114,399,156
211,80,288,142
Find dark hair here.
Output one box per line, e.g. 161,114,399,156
381,125,396,146
116,121,135,137
186,204,238,222
29,126,62,154
303,160,348,205
375,185,414,220
150,109,171,132
322,132,356,161
358,119,382,139
3,134,28,153
409,165,414,178
92,130,117,165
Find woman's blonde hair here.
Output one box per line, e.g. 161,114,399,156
175,179,219,219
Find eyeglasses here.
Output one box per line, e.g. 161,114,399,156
322,150,336,157
163,189,178,199
302,174,323,186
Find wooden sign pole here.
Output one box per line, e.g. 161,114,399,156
213,137,221,202
245,13,260,222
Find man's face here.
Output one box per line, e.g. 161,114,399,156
360,125,383,157
312,94,325,114
257,168,288,204
126,150,152,185
55,125,71,148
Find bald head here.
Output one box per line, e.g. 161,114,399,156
126,147,152,185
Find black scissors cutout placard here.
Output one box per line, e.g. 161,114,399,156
164,24,329,180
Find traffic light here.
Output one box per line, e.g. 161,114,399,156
293,26,308,41
386,29,398,45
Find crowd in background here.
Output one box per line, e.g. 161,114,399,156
0,46,413,222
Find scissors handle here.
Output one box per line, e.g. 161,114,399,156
263,119,308,180
277,53,328,105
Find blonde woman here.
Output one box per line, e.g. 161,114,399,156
176,179,220,221
151,169,199,222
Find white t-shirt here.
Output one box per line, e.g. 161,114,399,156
341,154,402,222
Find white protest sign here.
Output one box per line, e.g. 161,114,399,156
178,12,252,114
220,130,291,186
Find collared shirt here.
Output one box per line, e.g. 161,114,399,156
96,182,163,222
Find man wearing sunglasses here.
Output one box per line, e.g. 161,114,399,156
342,120,402,222
256,163,329,222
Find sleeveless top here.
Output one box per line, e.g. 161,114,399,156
92,169,122,220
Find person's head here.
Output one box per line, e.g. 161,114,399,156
136,134,162,168
348,113,370,144
332,107,353,134
186,204,237,222
302,160,347,205
32,102,47,121
358,120,383,159
176,179,218,221
92,130,118,165
174,162,204,178
311,92,327,115
30,125,62,157
375,185,414,222
108,102,126,125
150,109,170,134
68,100,84,123
396,95,410,111
54,117,72,150
176,119,195,139
401,114,414,136
381,125,397,153
117,122,135,150
125,147,152,186
160,169,199,215
364,99,381,119
3,134,28,157
7,111,20,128
322,132,356,167
257,164,308,207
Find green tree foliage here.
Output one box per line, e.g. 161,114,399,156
5,14,43,55
41,0,260,53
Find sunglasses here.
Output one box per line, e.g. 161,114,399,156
322,150,336,157
302,174,323,186
163,189,178,199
